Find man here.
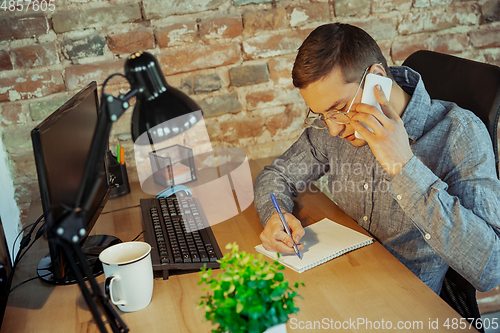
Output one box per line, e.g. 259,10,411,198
254,23,500,295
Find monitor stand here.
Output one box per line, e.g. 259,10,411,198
37,234,121,285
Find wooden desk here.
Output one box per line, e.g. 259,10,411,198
2,158,476,332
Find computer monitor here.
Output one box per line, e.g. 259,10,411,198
31,81,119,285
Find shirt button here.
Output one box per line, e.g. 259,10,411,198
425,233,431,240
363,216,368,221
363,183,369,190
396,194,402,200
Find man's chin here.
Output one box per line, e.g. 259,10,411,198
350,138,367,147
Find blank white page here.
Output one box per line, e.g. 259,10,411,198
255,218,373,273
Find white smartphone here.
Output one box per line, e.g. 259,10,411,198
354,73,393,139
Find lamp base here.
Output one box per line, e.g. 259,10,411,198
37,235,121,285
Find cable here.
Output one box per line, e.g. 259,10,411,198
6,226,45,296
101,73,127,97
11,222,35,261
101,205,140,215
131,231,145,242
9,276,39,293
8,271,51,294
5,214,45,297
11,212,45,262
5,210,145,295
11,229,43,272
14,214,44,261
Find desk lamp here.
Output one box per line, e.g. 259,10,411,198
51,51,204,333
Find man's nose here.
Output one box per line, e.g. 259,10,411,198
326,120,346,137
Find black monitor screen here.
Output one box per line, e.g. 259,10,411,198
31,81,111,284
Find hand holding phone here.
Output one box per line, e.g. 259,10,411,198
354,73,392,139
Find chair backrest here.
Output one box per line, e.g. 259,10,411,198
402,50,500,332
403,50,500,178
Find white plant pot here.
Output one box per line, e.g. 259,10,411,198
263,323,287,333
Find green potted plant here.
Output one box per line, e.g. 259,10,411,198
198,243,303,333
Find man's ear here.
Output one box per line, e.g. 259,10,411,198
369,63,387,77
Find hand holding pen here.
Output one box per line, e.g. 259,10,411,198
259,195,305,255
269,193,303,259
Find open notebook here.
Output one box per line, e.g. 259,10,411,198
255,218,373,273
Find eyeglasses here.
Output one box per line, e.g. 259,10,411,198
304,66,370,130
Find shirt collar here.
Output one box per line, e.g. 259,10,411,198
390,66,433,142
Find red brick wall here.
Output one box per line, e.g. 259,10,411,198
0,0,499,311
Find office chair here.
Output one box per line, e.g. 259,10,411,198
403,50,500,333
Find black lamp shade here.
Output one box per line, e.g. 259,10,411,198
125,51,203,144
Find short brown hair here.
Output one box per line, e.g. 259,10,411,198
292,23,390,89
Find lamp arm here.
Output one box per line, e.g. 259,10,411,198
62,87,141,243
48,86,140,333
56,237,129,332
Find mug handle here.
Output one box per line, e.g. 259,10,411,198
105,276,127,306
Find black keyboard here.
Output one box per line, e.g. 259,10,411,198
139,195,222,279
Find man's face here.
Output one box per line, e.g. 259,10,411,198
299,67,368,147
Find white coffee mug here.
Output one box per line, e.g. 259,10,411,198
99,241,153,312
